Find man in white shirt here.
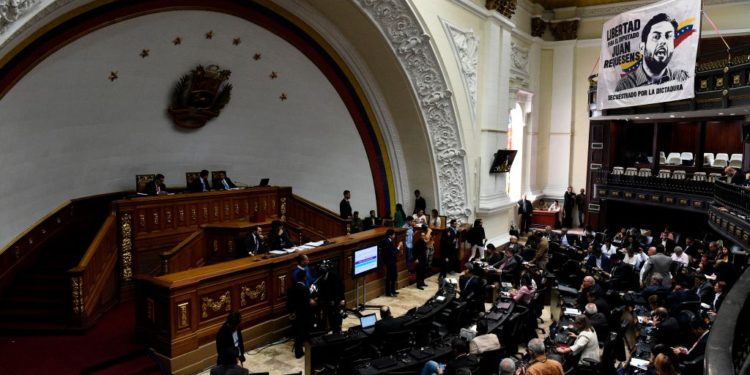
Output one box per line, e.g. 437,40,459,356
670,246,690,265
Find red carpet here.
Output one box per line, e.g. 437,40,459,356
0,302,158,375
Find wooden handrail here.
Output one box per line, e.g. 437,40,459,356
159,230,206,275
67,213,119,327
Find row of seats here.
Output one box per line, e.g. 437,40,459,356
659,152,742,168
611,167,722,182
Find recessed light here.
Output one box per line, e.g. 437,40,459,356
635,116,640,119
645,117,650,119
669,114,675,118
719,112,724,115
730,113,735,116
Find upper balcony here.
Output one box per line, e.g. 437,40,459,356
588,40,750,118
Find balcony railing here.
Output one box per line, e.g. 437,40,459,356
705,266,750,375
715,180,750,216
592,170,715,197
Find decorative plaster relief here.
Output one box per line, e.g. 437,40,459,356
440,19,478,126
0,0,40,34
510,40,528,74
357,0,470,222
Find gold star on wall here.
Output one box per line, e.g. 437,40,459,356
140,49,150,58
280,93,287,101
253,53,262,61
109,71,119,81
233,38,241,46
205,30,214,39
172,37,182,45
270,71,278,79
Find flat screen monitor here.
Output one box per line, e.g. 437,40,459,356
352,244,378,278
490,150,518,173
259,178,270,187
360,313,377,328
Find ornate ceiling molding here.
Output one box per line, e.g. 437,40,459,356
356,0,471,222
440,18,478,127
0,0,41,34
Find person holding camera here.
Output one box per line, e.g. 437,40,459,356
315,260,346,333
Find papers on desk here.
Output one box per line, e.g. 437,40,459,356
563,307,582,317
629,358,649,370
501,282,513,289
268,250,287,256
436,296,446,302
306,240,326,247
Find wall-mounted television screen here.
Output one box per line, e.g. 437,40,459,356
352,244,379,279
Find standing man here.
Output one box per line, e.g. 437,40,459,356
640,246,673,288
441,219,460,274
414,227,428,290
413,189,426,215
189,170,211,193
339,190,352,219
382,229,403,297
215,311,246,367
563,186,576,228
403,216,415,262
517,195,533,235
576,188,587,228
287,271,314,358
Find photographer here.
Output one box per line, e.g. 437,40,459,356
315,260,346,333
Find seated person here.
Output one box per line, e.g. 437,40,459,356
558,228,578,248
641,273,670,300
584,303,609,343
242,226,266,256
351,211,363,233
510,273,536,305
268,220,294,249
556,315,600,367
499,358,517,375
525,338,564,375
422,338,479,375
672,318,709,363
578,276,603,311
189,169,211,193
585,247,611,273
144,174,168,196
212,171,236,190
362,210,380,230
484,244,504,266
650,307,681,348
459,263,481,302
374,306,404,338
497,246,522,278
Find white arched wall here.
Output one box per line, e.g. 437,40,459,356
0,10,379,247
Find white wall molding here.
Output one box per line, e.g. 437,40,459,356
356,0,471,221
440,18,479,128
449,0,516,29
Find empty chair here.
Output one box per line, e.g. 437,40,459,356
708,172,722,182
692,172,707,181
672,170,687,180
729,153,743,168
666,152,682,165
703,153,714,166
657,169,672,178
612,166,624,175
638,168,652,177
624,167,638,176
680,152,694,166
713,153,729,168
659,151,667,164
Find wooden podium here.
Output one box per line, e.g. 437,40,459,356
531,210,558,229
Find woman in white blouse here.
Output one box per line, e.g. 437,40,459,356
557,315,600,366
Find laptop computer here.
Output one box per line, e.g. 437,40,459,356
259,178,270,187
360,313,377,334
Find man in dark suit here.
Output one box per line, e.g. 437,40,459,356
584,303,609,343
578,276,603,311
640,246,673,288
651,307,681,348
339,190,352,219
459,263,481,303
724,166,745,185
673,318,710,363
712,281,726,312
585,247,611,272
441,219,460,274
413,189,426,215
144,174,168,196
374,306,404,338
497,246,522,280
242,226,266,256
362,210,380,230
517,195,533,235
563,186,576,228
607,252,634,291
213,171,236,190
215,311,245,366
189,169,211,193
287,271,313,358
414,227,428,290
692,274,714,305
381,230,402,297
